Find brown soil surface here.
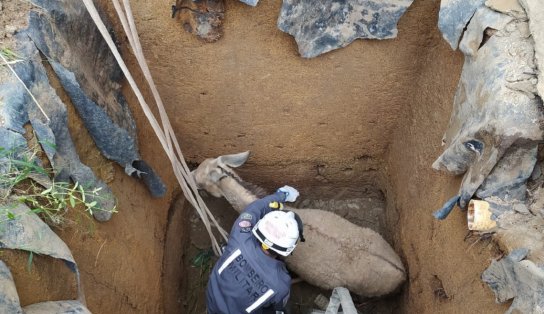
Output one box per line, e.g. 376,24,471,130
0,0,30,47
0,0,31,82
0,1,178,312
384,3,511,312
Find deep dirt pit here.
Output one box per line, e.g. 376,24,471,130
178,184,397,314
0,0,514,313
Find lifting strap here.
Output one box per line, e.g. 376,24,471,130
82,0,228,255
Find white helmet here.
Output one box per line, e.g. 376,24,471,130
252,211,304,256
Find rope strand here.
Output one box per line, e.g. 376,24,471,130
82,0,227,255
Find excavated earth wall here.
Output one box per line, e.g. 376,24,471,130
0,0,518,313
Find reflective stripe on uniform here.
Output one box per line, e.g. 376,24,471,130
245,289,275,313
217,249,242,275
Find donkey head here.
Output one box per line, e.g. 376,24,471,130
191,151,250,197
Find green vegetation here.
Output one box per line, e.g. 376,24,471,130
0,47,23,64
191,247,214,273
186,246,216,313
0,146,117,226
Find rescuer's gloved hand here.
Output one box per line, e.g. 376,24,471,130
278,185,299,202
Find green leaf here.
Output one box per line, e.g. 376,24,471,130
79,185,85,202
87,201,97,208
38,139,57,150
70,182,78,194
7,211,15,220
191,248,213,268
27,252,33,273
1,48,21,60
69,195,75,208
31,208,44,214
11,159,46,174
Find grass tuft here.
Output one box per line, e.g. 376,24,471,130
0,146,117,226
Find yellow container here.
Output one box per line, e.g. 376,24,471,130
467,200,497,231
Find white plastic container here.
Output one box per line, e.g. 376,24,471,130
467,200,497,231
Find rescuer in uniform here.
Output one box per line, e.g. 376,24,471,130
206,185,305,314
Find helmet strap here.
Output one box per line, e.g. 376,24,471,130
293,212,305,242
261,243,278,257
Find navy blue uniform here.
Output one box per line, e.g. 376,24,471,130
206,192,291,314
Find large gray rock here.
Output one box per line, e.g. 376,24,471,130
485,0,525,17
482,249,544,314
26,0,166,198
435,0,544,311
0,260,90,314
1,36,116,221
0,202,86,302
438,0,485,50
474,143,538,213
458,5,512,56
0,261,23,314
519,0,544,99
433,16,542,209
24,301,91,314
277,0,414,58
0,203,76,268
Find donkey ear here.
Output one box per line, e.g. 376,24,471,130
218,151,250,168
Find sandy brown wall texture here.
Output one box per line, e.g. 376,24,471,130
123,0,445,188
92,0,507,313
384,5,510,313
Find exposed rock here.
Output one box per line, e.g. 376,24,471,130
437,3,544,309
0,202,85,302
482,249,544,314
24,301,91,314
239,0,258,6
519,0,544,99
438,0,485,50
0,129,26,159
26,0,166,197
494,212,544,262
0,203,76,270
475,143,538,208
0,261,90,314
433,18,542,209
30,119,57,165
0,261,23,314
433,195,461,220
485,0,525,18
173,0,224,42
529,184,544,218
1,37,117,221
458,6,512,56
277,0,414,58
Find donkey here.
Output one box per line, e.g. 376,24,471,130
191,151,406,297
